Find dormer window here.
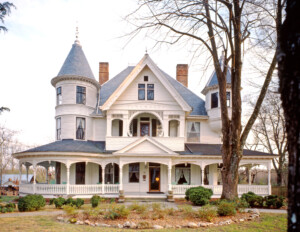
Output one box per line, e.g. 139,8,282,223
56,87,62,105
226,92,231,107
138,84,145,100
76,86,86,104
76,117,85,140
144,76,148,82
211,92,218,108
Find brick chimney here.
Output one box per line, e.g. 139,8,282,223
99,62,109,85
176,64,188,87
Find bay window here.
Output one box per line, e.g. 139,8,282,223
76,117,85,140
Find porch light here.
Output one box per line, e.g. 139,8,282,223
155,177,159,182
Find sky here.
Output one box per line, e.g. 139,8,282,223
0,0,260,147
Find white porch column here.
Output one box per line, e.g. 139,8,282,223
33,164,37,194
168,165,172,191
163,115,169,137
106,114,112,137
123,114,128,137
26,165,29,183
248,168,252,185
119,164,123,191
268,165,271,195
201,168,205,186
179,115,185,137
19,163,22,186
102,165,105,194
66,164,70,195
45,166,49,184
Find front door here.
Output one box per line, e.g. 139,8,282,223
140,122,150,136
149,163,160,192
76,162,85,184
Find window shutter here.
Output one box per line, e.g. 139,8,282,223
133,119,138,136
152,119,157,137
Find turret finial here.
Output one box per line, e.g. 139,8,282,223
75,22,80,45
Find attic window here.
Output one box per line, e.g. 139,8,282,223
211,92,218,108
144,76,148,82
138,84,145,100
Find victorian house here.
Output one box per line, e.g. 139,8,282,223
13,36,275,200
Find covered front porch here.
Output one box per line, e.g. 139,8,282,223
17,159,272,198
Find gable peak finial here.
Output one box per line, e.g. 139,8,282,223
75,22,80,45
145,47,148,54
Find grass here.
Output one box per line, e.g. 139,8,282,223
0,213,287,232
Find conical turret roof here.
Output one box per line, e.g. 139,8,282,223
57,41,95,79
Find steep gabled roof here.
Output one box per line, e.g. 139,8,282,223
57,41,95,79
100,54,192,112
98,56,207,116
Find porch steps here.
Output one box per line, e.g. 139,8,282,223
125,197,166,202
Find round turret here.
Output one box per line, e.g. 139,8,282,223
51,40,100,141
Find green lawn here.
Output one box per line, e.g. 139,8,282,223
0,213,287,232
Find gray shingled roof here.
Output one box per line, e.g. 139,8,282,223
206,68,231,87
180,144,274,156
99,66,207,116
20,140,107,154
57,42,95,79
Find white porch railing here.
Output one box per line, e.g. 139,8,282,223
69,185,103,195
19,184,34,194
104,184,119,193
19,184,120,195
36,184,66,195
172,184,269,196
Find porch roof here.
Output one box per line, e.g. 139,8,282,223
181,144,275,157
18,139,107,154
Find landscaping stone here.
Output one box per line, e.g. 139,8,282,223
56,216,64,222
239,219,245,222
248,209,260,216
187,222,198,228
117,224,123,229
84,219,90,225
175,225,181,229
98,223,111,227
153,225,164,229
165,224,173,228
123,221,136,229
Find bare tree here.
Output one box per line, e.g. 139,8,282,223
127,0,284,199
0,125,15,195
0,2,15,33
251,90,287,186
277,0,300,230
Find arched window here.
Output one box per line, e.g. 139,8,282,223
175,164,191,185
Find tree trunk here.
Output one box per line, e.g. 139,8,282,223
277,0,300,230
277,170,282,187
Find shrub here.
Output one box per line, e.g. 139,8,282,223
209,199,220,206
49,198,55,205
63,205,77,216
217,201,236,216
75,198,84,208
197,205,217,222
177,205,195,218
91,195,101,208
233,198,249,212
5,203,16,208
165,207,176,216
137,221,151,229
128,202,149,214
241,192,263,208
66,198,76,207
104,204,129,220
188,187,213,206
18,195,46,212
265,195,285,209
53,197,65,209
151,203,162,211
